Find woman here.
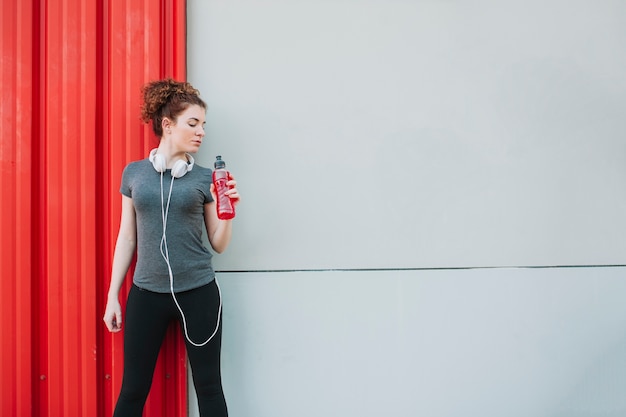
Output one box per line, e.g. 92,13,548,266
103,78,238,417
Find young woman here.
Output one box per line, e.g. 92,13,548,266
103,78,239,417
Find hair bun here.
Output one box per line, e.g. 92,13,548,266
140,78,201,123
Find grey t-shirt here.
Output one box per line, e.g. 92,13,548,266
120,158,215,293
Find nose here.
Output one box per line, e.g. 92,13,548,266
197,126,205,137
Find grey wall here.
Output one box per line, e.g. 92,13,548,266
214,267,626,417
187,1,626,416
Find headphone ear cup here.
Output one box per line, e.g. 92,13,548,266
171,160,189,178
149,149,167,173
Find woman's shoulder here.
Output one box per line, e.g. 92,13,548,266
189,163,213,195
123,158,151,172
120,158,152,183
191,162,212,175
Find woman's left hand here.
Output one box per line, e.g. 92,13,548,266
225,174,240,206
209,174,241,206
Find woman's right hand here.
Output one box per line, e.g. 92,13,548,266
103,297,123,332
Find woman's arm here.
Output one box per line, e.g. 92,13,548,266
103,195,137,332
205,176,240,254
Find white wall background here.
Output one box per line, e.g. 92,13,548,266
187,1,626,416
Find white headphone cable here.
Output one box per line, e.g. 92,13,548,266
159,172,222,347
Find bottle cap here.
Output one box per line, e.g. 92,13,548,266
214,155,226,169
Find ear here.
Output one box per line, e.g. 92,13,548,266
161,117,173,133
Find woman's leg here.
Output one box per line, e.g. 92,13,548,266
178,280,228,417
113,286,172,417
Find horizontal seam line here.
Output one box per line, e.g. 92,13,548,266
216,264,626,274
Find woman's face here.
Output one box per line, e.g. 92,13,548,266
167,104,206,153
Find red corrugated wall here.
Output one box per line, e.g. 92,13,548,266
1,1,188,416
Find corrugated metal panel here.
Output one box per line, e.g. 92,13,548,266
0,1,34,416
0,0,188,416
101,1,188,416
36,0,99,415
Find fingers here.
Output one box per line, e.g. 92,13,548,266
225,176,240,204
225,187,240,204
103,309,123,332
226,173,237,188
225,186,239,197
114,311,123,331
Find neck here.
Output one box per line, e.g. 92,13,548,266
157,143,188,169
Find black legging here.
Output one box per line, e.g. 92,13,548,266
113,280,228,417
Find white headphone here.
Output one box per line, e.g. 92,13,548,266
149,148,222,347
149,148,195,178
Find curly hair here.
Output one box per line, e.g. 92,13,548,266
140,78,207,137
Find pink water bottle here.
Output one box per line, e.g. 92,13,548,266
213,155,235,220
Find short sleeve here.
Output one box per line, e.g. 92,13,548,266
120,164,133,197
202,168,214,204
